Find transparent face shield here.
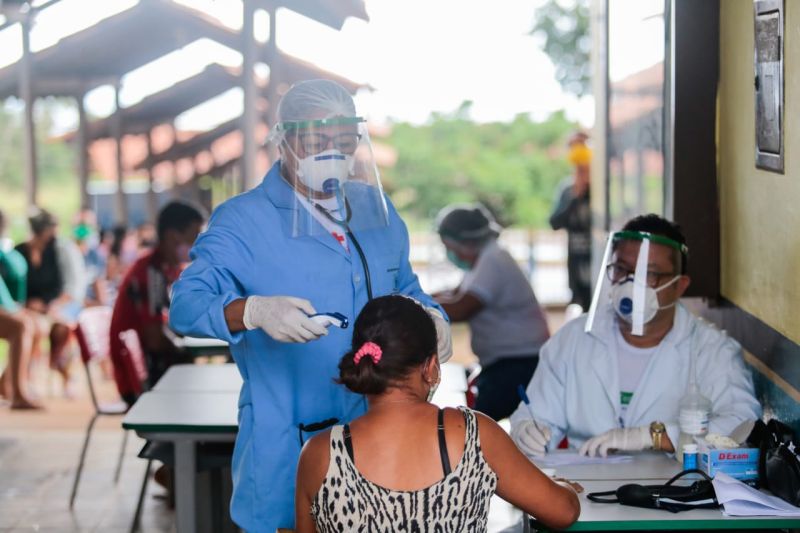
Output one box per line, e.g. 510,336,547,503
273,116,389,238
585,231,688,336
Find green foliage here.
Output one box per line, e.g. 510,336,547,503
531,0,591,97
383,103,576,229
0,99,79,241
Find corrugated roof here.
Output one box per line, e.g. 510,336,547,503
60,50,366,142
266,50,371,93
258,0,368,30
0,0,240,99
137,117,242,168
63,64,256,140
130,50,367,168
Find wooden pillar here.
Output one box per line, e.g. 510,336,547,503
145,130,158,222
241,0,258,190
112,81,127,225
169,123,180,198
230,162,240,197
635,148,645,215
265,5,279,165
76,92,90,210
19,12,37,209
171,160,181,199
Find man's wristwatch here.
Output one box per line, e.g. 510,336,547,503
650,421,666,450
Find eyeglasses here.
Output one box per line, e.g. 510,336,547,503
294,132,361,155
606,263,677,289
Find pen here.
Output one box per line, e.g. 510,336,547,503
517,384,548,453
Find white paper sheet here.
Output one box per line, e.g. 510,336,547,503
712,471,800,517
535,452,634,467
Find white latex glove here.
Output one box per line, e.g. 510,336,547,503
511,419,552,457
242,296,328,343
578,426,651,458
427,307,453,363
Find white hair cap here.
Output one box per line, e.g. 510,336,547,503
276,79,356,124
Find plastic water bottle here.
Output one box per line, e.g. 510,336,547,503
677,383,711,464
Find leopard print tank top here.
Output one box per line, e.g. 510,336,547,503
311,407,498,532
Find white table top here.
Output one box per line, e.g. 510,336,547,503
128,362,466,433
554,480,800,530
122,391,239,433
536,450,683,481
525,453,800,531
153,364,242,393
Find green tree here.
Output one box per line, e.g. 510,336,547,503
531,0,591,97
0,99,79,240
382,104,576,230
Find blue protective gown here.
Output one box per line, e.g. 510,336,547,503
169,162,442,532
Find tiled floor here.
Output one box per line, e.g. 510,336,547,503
0,428,171,532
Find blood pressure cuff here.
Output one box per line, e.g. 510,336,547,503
587,470,718,513
747,419,800,506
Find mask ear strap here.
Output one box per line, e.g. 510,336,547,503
656,274,682,292
655,275,682,311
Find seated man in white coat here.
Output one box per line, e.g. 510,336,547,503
510,214,761,457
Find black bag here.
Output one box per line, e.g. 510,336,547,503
587,470,718,513
746,418,800,506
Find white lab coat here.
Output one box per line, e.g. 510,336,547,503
510,304,761,451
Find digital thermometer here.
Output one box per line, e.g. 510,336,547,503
309,312,349,329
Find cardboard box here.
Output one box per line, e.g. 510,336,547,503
699,447,760,485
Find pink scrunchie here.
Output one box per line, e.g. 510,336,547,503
353,342,382,365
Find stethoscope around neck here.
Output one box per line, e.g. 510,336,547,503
311,182,374,301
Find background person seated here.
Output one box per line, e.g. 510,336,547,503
433,203,550,421
109,201,206,404
73,208,108,307
510,214,761,458
0,209,41,409
295,295,580,532
105,225,139,305
15,207,87,394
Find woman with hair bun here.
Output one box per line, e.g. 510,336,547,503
295,295,580,532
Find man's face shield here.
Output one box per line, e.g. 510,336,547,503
585,231,688,336
273,116,389,238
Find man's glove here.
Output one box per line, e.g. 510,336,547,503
243,296,328,343
426,307,452,363
578,426,651,458
511,419,552,457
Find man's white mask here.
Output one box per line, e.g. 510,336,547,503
610,275,681,325
296,149,354,194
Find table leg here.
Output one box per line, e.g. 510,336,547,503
174,440,196,533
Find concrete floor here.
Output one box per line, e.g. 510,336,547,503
0,368,173,533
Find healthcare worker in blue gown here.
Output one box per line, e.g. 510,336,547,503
169,79,452,532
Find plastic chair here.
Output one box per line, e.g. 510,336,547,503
69,306,130,508
69,314,157,533
114,329,154,533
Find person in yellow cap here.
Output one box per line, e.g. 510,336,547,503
549,131,592,310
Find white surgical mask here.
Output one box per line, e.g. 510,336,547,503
610,275,681,325
296,149,354,194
